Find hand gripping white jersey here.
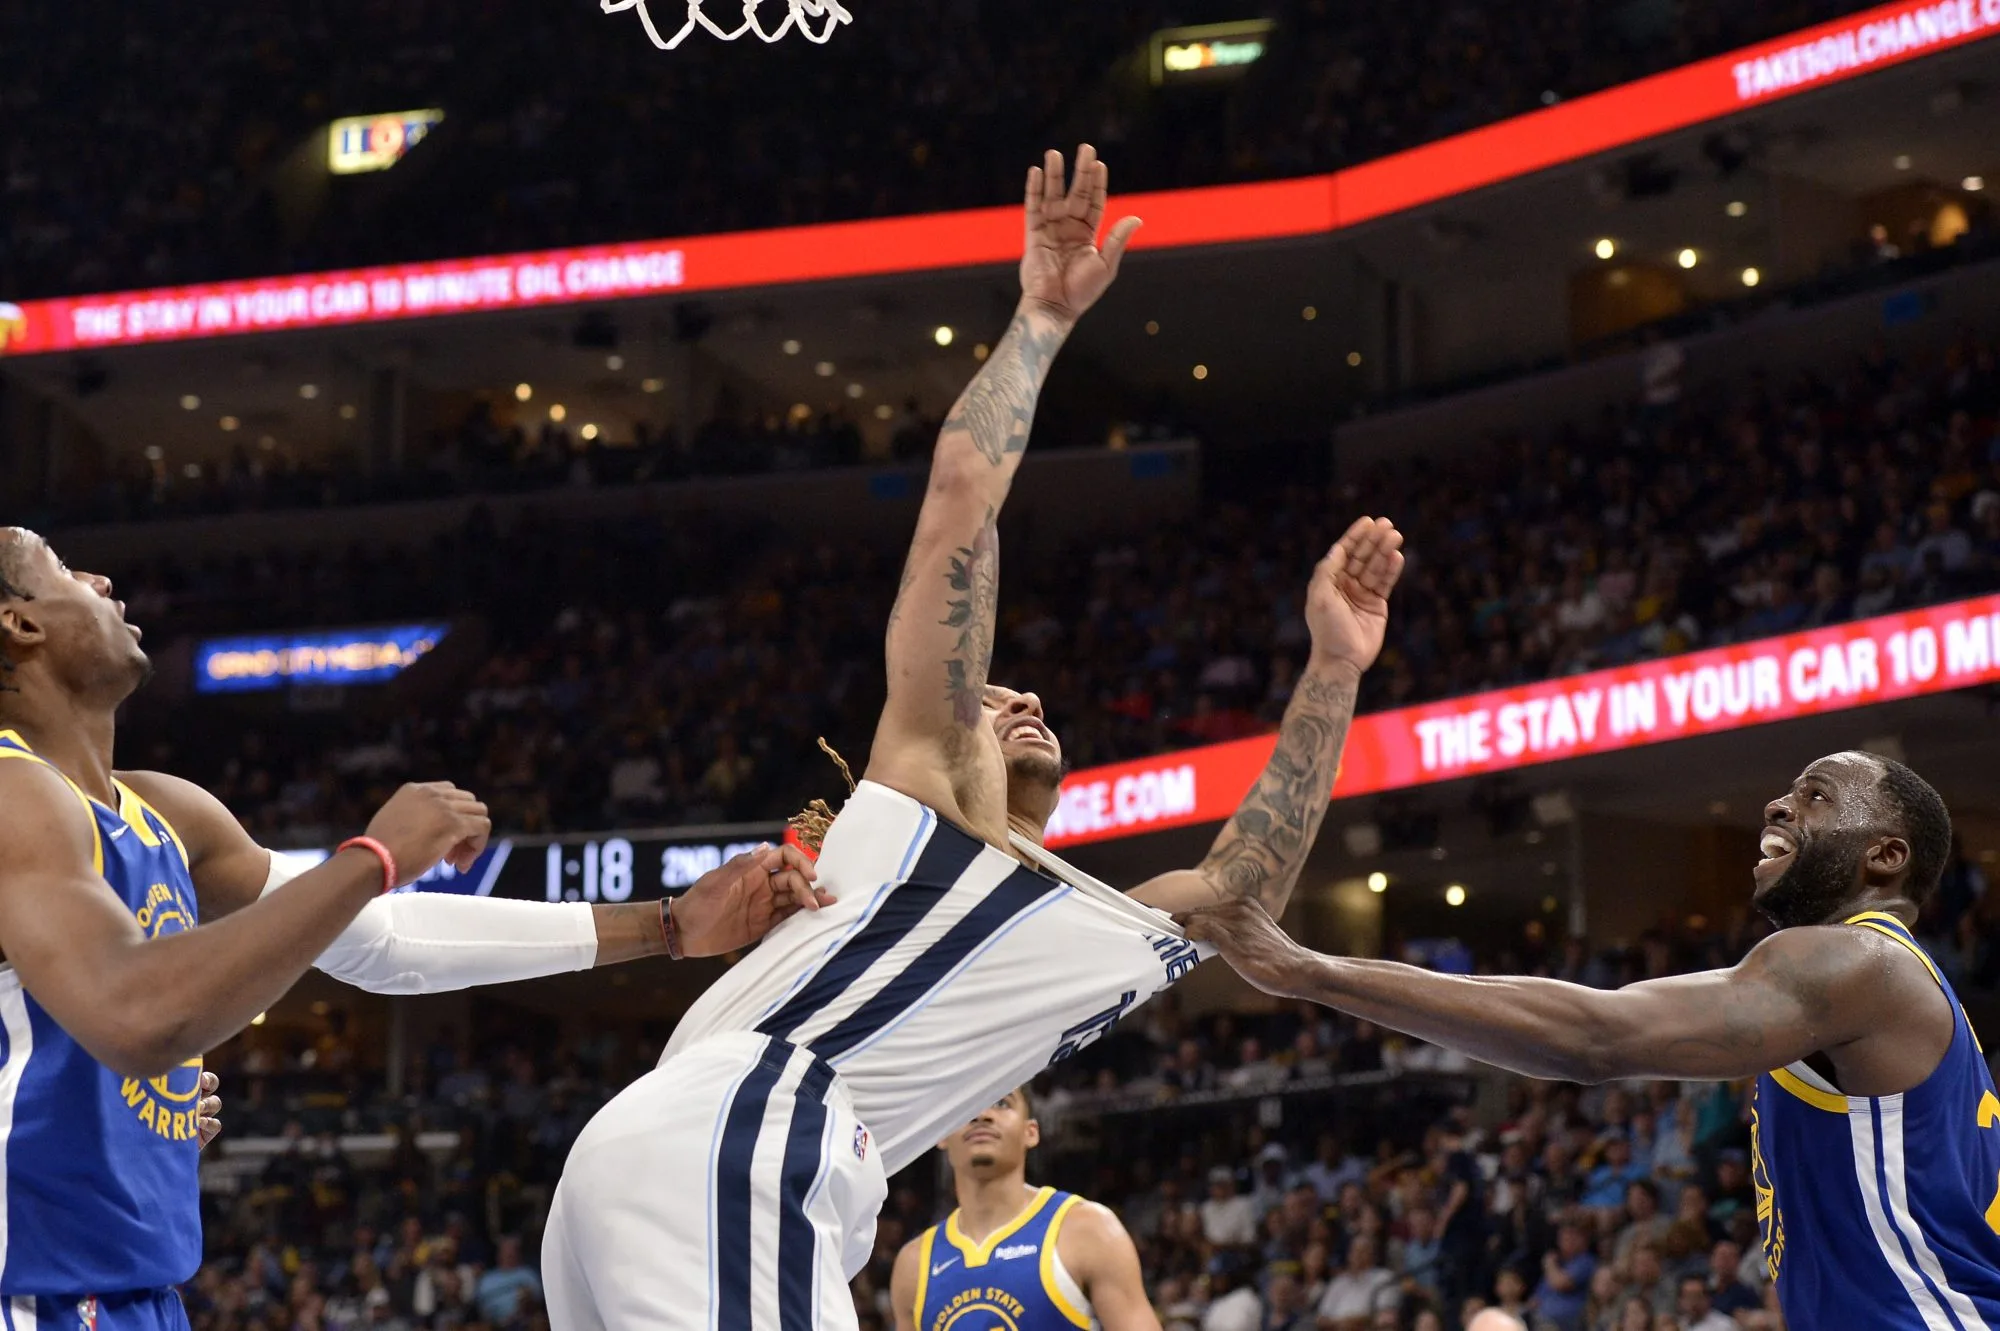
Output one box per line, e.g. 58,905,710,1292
543,781,1207,1331
666,780,1208,1174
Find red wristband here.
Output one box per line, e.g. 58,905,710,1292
337,836,399,894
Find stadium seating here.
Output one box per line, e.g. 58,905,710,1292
113,328,2000,851
1,0,1877,301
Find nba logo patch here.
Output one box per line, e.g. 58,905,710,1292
77,1297,99,1331
853,1126,870,1161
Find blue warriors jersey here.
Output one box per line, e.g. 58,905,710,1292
0,732,204,1297
913,1187,1092,1331
1753,911,2000,1329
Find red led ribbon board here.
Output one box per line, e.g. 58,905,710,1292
1043,594,2000,848
1,0,1991,357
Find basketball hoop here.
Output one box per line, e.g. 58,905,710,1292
602,0,852,48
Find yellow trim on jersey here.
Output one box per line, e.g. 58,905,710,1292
913,1225,936,1329
0,741,104,876
114,781,189,866
1844,911,1981,1050
944,1186,1057,1267
1769,1065,1847,1113
113,781,162,849
1847,914,1947,990
1039,1194,1091,1329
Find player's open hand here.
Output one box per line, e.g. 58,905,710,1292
672,843,834,958
197,1070,223,1150
1175,897,1314,998
1305,516,1405,675
1019,146,1142,326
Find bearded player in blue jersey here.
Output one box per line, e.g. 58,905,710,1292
1187,751,2000,1329
0,529,827,1331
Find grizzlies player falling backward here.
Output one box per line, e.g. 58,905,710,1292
540,144,1406,1331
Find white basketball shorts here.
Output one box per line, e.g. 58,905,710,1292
543,1032,887,1331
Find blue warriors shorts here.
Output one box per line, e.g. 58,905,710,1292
3,1290,190,1331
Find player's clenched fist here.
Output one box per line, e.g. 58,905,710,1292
363,782,493,885
672,843,834,958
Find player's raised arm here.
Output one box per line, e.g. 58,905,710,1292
1130,519,1403,918
867,146,1140,800
1178,897,1912,1084
0,762,488,1079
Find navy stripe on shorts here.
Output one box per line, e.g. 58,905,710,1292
714,1041,837,1331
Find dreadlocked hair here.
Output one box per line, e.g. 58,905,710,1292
788,737,856,853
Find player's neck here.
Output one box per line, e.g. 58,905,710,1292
1819,891,1917,927
952,1173,1038,1241
1005,810,1045,850
0,690,119,803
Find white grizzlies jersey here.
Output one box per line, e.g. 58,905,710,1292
666,781,1208,1175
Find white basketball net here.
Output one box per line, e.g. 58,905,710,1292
602,0,853,47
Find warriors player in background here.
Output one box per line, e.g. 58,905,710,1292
1185,751,2000,1329
892,1088,1158,1331
0,528,825,1329
540,144,1404,1331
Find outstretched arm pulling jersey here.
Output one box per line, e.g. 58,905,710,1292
866,145,1140,832
1179,899,1951,1091
1128,518,1403,920
121,770,829,992
1183,756,1957,1093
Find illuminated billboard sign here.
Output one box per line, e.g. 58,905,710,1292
0,0,1992,356
278,826,782,901
1152,20,1273,84
329,109,444,174
195,624,448,694
1044,593,2000,847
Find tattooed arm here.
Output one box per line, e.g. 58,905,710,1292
1129,519,1403,919
1179,905,1947,1086
867,147,1140,804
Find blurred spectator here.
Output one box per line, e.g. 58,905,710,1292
1673,1273,1734,1331
1202,1167,1259,1247
1203,1253,1262,1331
1317,1235,1399,1330
471,1236,540,1325
1531,1222,1596,1331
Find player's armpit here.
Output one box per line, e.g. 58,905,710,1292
888,1238,923,1331
1059,1202,1163,1331
116,769,271,919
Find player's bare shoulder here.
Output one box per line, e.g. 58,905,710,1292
0,754,98,854
1741,919,1954,1087
1056,1196,1138,1263
1739,919,1934,1007
867,725,1010,846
